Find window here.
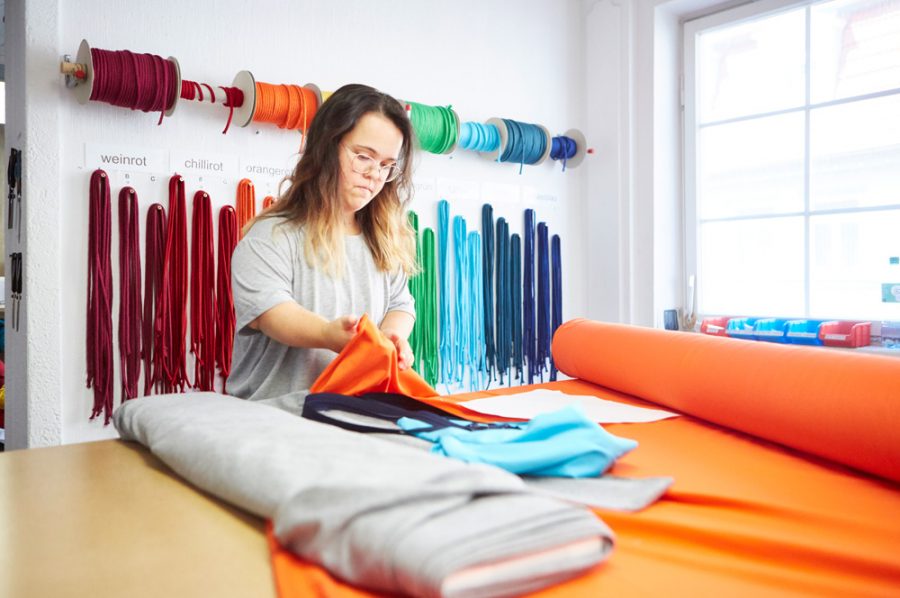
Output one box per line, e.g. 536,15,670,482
684,0,900,321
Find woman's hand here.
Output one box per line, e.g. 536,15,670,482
383,331,415,370
322,315,359,353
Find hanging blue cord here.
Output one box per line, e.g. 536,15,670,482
495,217,510,384
511,233,523,382
523,209,536,384
536,222,551,383
438,200,453,387
453,215,469,386
481,204,496,383
500,119,547,174
467,231,487,391
550,136,577,172
459,122,501,153
550,234,562,382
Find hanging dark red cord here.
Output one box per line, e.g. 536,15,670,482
154,174,190,393
87,169,114,423
190,191,217,391
118,186,142,401
216,206,239,392
143,203,167,395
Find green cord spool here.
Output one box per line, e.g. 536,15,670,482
407,101,459,155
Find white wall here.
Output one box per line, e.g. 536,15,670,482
6,0,592,447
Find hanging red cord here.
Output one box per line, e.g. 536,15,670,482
235,178,256,237
89,48,177,125
190,191,217,391
117,186,142,401
142,203,167,395
216,206,239,392
87,169,114,423
155,174,190,393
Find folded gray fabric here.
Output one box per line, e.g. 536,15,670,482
523,475,673,511
114,393,614,598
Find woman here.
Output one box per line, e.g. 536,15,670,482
228,84,418,403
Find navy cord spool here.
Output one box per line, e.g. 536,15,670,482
550,234,562,381
550,136,577,172
482,204,496,382
537,222,551,382
500,119,547,174
510,233,523,382
523,209,536,384
438,200,453,386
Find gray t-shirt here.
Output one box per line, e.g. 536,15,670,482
228,216,415,402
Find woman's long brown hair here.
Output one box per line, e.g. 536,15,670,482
263,83,418,277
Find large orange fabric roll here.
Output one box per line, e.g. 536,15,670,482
552,319,900,482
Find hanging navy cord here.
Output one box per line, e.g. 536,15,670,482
511,233,524,382
536,222,552,382
523,209,536,384
482,204,496,382
550,234,563,381
495,217,510,384
302,392,519,435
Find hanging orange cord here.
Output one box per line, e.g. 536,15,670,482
262,195,276,210
235,178,256,237
252,82,317,133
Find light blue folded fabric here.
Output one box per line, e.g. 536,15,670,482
398,404,639,478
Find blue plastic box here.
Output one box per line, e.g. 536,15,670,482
753,318,790,343
784,319,825,346
726,317,758,341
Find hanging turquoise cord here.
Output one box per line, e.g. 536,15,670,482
495,217,511,384
422,228,439,387
500,119,547,174
523,209,536,384
550,136,577,172
459,122,501,152
408,211,424,377
438,200,453,386
511,233,523,382
467,231,487,391
481,204,496,383
408,102,458,154
550,234,562,382
536,222,551,382
453,216,469,386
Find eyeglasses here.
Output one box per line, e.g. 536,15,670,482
342,145,402,183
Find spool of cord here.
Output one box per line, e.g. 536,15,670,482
459,122,500,153
407,101,459,154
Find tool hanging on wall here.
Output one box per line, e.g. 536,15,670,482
10,252,22,332
7,149,22,242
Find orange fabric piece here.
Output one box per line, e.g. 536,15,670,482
269,378,900,597
309,313,438,398
553,319,900,483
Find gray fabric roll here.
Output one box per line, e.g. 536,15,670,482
113,393,614,598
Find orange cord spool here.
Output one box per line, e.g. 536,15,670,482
235,178,256,237
252,82,318,132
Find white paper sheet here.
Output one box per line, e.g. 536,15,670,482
461,389,679,423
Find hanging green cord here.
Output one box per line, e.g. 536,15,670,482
408,211,424,376
421,228,439,387
408,101,459,155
